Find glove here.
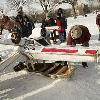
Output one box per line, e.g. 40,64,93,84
97,25,100,29
81,42,89,47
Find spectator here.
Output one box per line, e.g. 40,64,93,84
40,26,51,44
57,8,67,41
24,15,33,37
56,13,65,43
15,10,34,38
57,8,64,16
41,16,56,43
41,18,48,28
15,7,24,23
48,17,57,43
96,13,100,40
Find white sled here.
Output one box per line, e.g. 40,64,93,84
24,46,100,63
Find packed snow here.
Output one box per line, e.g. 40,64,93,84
0,13,100,100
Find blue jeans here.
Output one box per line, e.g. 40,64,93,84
59,32,64,43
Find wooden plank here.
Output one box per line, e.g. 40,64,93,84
56,66,75,79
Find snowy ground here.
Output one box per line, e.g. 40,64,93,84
0,13,100,100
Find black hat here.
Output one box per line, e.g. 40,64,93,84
57,13,61,17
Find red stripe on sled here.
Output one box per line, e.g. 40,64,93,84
42,48,78,53
42,48,56,52
65,49,78,53
85,50,97,54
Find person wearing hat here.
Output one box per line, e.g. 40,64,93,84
96,13,100,40
67,25,91,68
56,13,65,43
67,25,91,46
57,8,63,17
57,8,67,41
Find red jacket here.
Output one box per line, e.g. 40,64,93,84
67,25,91,45
56,19,64,33
96,14,100,26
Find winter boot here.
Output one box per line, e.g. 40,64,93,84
82,62,88,68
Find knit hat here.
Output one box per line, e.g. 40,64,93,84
71,25,82,39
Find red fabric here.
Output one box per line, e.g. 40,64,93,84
42,48,56,52
67,25,91,45
56,20,64,33
85,50,97,54
42,48,78,53
56,20,61,26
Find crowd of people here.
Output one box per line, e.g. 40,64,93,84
14,8,35,38
14,7,100,46
41,8,67,44
13,7,100,44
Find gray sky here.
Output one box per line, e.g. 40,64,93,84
0,0,6,3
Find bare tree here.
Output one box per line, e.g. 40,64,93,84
0,3,9,16
0,5,3,14
6,0,33,12
61,0,78,18
86,0,100,11
35,0,61,18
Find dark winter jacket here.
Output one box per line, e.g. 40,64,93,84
61,17,67,29
20,23,28,37
96,14,100,26
26,21,33,37
41,18,56,28
67,25,91,46
48,18,56,26
15,14,23,23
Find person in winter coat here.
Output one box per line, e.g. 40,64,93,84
67,25,91,46
56,13,65,43
15,7,24,23
40,26,51,44
47,17,57,43
41,17,49,28
24,16,33,37
41,16,56,43
57,8,67,41
48,17,56,26
57,8,64,17
67,25,91,68
96,13,100,40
